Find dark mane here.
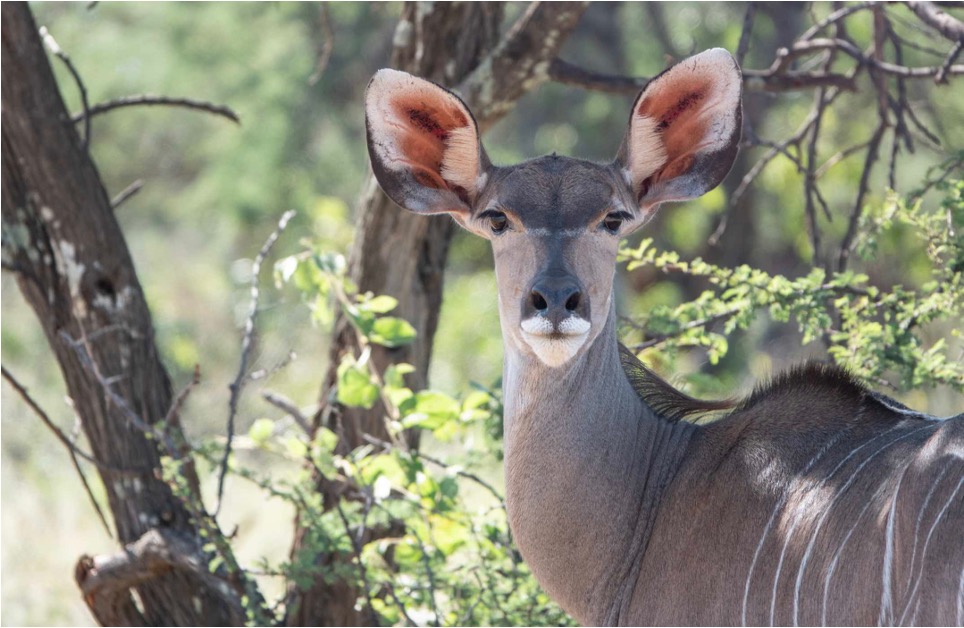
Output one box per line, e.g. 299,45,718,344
618,344,735,422
619,350,940,424
735,360,868,413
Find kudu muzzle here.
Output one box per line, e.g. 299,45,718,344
522,269,590,334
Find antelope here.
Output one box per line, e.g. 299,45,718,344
364,49,964,626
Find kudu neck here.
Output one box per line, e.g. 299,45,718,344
501,301,696,625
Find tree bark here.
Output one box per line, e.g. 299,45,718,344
1,4,242,625
286,2,588,625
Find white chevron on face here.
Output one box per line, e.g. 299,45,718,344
520,315,590,368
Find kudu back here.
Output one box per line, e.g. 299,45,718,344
365,48,964,626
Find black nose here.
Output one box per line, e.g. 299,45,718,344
524,272,590,327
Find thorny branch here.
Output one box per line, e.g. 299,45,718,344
334,500,380,626
60,329,269,622
362,433,505,506
215,209,296,516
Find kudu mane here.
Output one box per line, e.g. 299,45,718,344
620,348,941,426
618,345,735,421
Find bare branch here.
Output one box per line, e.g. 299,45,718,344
645,3,681,60
334,500,380,626
71,95,240,125
736,4,757,66
907,1,964,42
837,123,888,272
628,308,742,352
308,3,334,86
459,1,590,128
936,38,963,83
215,209,296,515
745,69,859,92
1,365,121,538
799,2,876,41
110,179,144,209
39,25,91,149
548,57,647,95
815,140,874,177
262,390,313,436
163,365,200,451
60,330,179,453
1,365,147,475
361,433,505,506
550,58,859,95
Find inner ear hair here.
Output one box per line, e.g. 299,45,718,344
621,48,743,204
366,69,488,215
441,125,484,198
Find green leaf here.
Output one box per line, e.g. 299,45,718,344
313,427,339,452
286,436,308,459
369,316,417,347
336,359,379,409
248,418,275,446
401,391,460,430
360,295,399,314
384,362,416,388
312,252,346,275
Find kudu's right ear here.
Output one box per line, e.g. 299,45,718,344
616,48,743,216
366,70,490,224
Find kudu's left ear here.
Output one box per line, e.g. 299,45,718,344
616,48,743,214
366,69,490,222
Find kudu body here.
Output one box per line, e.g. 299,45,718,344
365,49,964,626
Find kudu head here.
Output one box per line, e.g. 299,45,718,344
366,49,742,368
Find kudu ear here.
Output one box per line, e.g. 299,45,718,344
366,69,490,222
616,48,742,214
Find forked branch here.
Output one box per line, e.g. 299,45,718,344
75,528,248,626
459,1,590,127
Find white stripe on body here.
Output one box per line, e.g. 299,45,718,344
788,424,933,626
740,427,851,626
898,475,964,626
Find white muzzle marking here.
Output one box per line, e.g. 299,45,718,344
520,316,591,367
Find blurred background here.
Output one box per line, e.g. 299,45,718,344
2,2,962,624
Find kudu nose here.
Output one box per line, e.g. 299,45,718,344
524,273,590,330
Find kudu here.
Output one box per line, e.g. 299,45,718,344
364,48,964,626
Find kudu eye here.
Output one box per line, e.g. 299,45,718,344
488,212,509,235
603,213,625,234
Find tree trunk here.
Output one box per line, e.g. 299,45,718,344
286,2,588,625
1,4,243,625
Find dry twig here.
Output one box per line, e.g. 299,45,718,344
72,95,240,125
39,26,91,149
215,209,296,515
308,3,334,85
